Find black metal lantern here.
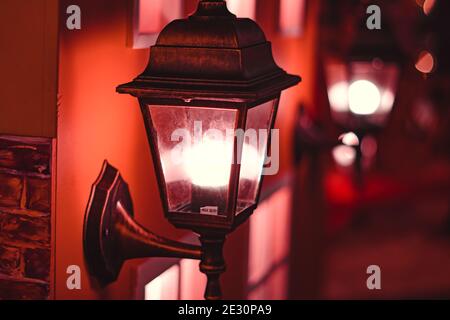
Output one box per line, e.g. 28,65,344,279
84,0,300,300
325,16,403,132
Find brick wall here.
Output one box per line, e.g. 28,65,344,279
0,136,52,299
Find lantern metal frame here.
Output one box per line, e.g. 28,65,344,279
138,96,281,233
84,0,300,300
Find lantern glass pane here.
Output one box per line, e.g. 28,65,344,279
147,105,237,217
325,61,349,114
236,99,277,214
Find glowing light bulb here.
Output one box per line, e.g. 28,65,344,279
348,80,381,115
183,139,260,188
184,139,233,187
181,137,263,214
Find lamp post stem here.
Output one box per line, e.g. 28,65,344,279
199,235,226,300
354,132,364,188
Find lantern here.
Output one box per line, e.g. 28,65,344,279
325,17,403,132
84,0,300,300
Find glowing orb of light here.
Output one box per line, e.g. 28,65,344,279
332,145,356,167
348,80,381,115
339,132,359,146
184,139,233,188
183,139,260,188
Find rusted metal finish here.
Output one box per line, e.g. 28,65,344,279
83,161,201,285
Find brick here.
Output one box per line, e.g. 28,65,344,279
26,177,51,212
0,278,48,300
0,138,51,175
0,149,15,168
0,212,50,247
0,206,48,218
0,246,21,276
24,248,50,281
0,173,23,208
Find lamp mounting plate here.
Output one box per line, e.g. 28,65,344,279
83,160,133,285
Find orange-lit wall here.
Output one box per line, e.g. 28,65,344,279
0,0,58,137
258,0,320,180
56,0,190,299
55,0,319,299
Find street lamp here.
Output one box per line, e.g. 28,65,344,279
325,19,403,132
84,0,300,300
324,10,403,183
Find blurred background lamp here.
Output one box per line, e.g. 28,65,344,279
325,13,403,132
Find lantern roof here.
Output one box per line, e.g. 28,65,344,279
117,0,300,105
348,16,405,65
